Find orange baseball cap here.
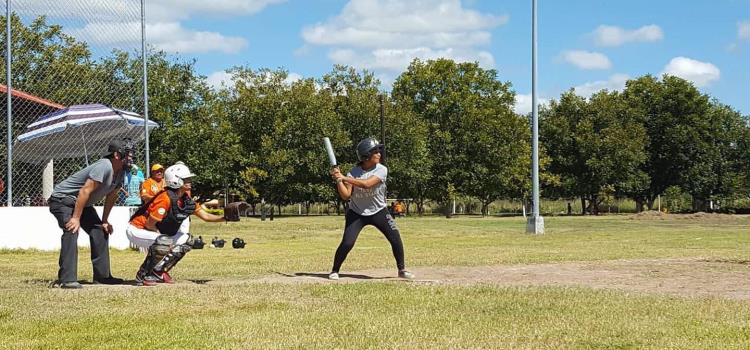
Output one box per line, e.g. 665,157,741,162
151,164,165,172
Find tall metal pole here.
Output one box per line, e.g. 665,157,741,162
527,0,544,234
380,95,386,165
6,0,13,206
141,0,150,176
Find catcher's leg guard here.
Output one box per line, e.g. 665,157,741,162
153,243,192,273
137,235,173,282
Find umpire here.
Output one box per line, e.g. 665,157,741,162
48,139,134,289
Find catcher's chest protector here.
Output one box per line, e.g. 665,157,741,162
157,189,196,236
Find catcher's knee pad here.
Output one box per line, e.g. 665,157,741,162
154,243,192,273
145,234,173,268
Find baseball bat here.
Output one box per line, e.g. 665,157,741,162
323,137,337,167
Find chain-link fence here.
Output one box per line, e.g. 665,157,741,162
1,0,149,206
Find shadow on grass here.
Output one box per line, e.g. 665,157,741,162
187,279,212,284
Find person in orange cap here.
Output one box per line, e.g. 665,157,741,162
140,163,165,203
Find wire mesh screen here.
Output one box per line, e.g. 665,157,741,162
1,0,148,206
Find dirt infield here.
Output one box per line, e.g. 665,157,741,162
259,258,750,300
45,258,750,300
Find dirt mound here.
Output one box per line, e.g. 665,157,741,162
628,210,667,220
628,211,743,221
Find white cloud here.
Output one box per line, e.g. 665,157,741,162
285,73,303,85
14,0,283,54
303,0,507,73
13,1,134,21
148,22,248,53
14,0,286,22
562,50,612,70
592,24,663,47
514,94,549,115
147,0,287,21
661,57,720,87
208,70,302,90
207,71,234,89
739,21,750,41
329,47,494,71
68,21,248,54
573,74,630,98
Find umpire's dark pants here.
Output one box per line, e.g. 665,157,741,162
48,196,112,283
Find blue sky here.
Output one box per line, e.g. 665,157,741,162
18,0,750,115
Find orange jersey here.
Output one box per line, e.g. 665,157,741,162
140,178,165,200
130,191,202,229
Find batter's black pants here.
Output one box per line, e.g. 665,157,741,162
48,196,112,283
332,208,405,273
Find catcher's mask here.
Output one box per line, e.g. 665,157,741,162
192,236,205,249
107,138,135,170
211,237,225,248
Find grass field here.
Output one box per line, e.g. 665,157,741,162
2,214,750,349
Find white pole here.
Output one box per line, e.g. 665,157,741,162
42,159,54,200
526,0,544,234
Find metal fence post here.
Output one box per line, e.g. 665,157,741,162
6,0,13,206
141,0,150,176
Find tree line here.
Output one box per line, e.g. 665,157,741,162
3,15,749,214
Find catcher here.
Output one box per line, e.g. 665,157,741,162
125,162,244,285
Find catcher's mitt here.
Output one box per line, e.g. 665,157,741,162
223,201,248,222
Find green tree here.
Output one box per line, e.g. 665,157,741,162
393,58,525,213
385,97,432,214
228,68,348,210
622,75,715,211
542,90,648,214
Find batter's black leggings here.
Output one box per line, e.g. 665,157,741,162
332,208,405,273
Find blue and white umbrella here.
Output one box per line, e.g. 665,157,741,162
14,103,158,164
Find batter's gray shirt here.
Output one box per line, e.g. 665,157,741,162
348,163,388,216
50,158,124,207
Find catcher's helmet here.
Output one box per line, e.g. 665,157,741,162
356,137,384,161
165,163,196,189
232,237,246,249
212,237,225,248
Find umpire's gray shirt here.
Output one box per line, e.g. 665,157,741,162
50,158,124,207
348,163,387,216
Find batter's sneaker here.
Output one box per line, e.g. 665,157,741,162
328,272,340,280
398,270,415,279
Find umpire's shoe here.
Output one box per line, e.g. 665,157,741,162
54,281,83,289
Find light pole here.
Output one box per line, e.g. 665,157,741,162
526,0,544,234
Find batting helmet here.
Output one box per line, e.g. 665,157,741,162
356,137,384,162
